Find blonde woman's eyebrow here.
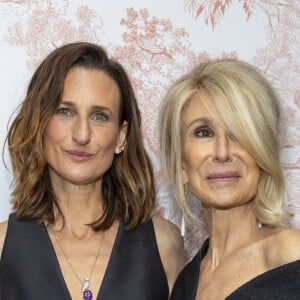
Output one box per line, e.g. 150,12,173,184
185,117,213,129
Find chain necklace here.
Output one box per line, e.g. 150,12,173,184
54,232,104,300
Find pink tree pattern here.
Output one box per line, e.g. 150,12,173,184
253,0,300,226
185,0,253,28
0,0,27,3
185,0,290,29
114,8,197,181
4,0,104,68
113,8,207,202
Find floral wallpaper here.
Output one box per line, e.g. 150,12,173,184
0,0,299,260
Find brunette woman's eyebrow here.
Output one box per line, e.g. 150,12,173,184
59,101,114,116
59,101,75,107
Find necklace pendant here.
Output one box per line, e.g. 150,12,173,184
83,289,93,300
82,278,93,300
81,278,90,293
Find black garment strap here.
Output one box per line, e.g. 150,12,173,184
0,213,70,300
170,239,209,300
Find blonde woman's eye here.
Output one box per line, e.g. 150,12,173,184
227,131,236,140
195,126,214,137
57,108,72,116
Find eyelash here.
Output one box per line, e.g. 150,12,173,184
56,108,110,122
193,127,237,143
92,112,110,122
194,126,214,138
227,132,236,140
56,108,72,116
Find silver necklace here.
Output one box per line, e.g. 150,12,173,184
54,233,103,300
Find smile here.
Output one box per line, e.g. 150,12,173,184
65,150,94,162
206,172,240,183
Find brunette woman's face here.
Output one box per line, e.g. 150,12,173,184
43,68,127,186
181,94,260,209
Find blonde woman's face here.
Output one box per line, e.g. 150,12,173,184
43,68,127,187
181,94,260,209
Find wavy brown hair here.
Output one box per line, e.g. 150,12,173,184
5,42,155,230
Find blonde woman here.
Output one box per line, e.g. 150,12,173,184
159,59,300,299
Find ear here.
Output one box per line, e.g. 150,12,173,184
115,121,128,153
182,160,189,184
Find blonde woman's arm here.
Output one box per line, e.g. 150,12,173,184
266,227,300,268
276,228,300,263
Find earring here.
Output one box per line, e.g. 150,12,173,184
180,213,185,237
257,221,263,229
115,142,126,154
180,184,187,237
115,148,121,154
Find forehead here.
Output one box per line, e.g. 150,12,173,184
62,68,121,107
182,93,224,127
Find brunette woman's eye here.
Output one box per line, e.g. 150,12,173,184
56,108,73,116
92,111,110,122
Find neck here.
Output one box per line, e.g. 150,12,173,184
50,181,104,239
205,203,261,268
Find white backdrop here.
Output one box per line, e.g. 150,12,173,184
0,0,299,256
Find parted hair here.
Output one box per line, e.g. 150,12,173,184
159,58,288,226
6,42,156,230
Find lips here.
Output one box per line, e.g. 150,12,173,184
207,172,240,182
65,150,94,162
207,172,241,179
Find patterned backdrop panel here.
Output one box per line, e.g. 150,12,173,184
0,0,299,258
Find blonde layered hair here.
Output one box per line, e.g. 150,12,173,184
159,58,288,226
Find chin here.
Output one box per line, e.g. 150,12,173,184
62,174,101,186
202,198,247,210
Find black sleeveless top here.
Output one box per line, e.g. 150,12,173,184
170,239,300,299
0,213,168,300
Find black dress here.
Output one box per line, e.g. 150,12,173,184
171,239,300,300
0,213,169,300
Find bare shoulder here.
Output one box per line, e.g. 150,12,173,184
153,214,185,254
152,214,182,241
265,227,300,265
152,214,184,260
276,227,300,257
0,220,8,257
152,214,185,294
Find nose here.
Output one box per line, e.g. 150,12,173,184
72,117,91,145
213,131,232,162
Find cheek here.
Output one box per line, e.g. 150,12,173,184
181,155,193,185
43,127,57,148
43,132,57,163
182,147,205,176
43,122,67,158
95,128,119,150
248,166,260,195
42,128,54,152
